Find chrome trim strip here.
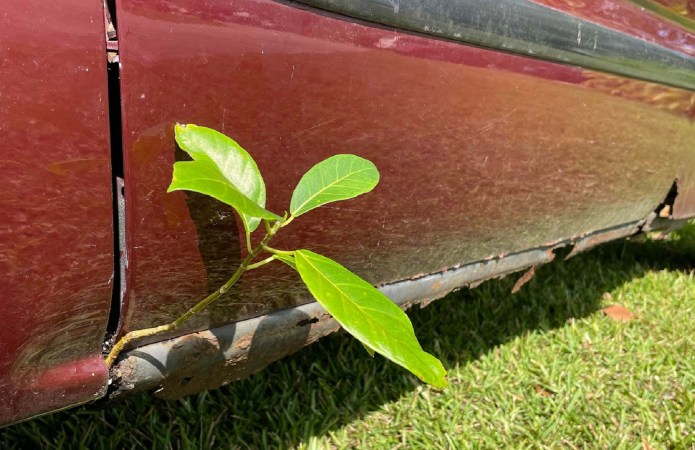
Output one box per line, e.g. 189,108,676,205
295,0,695,90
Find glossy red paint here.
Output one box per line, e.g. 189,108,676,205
0,0,112,424
116,0,695,344
532,0,695,57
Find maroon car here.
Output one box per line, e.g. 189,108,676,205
1,0,694,426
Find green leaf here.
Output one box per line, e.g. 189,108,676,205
274,252,297,270
294,249,447,388
173,123,274,232
290,154,379,218
361,343,375,358
168,160,280,222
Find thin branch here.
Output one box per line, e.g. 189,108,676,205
280,215,295,228
245,255,277,270
245,230,253,255
263,246,295,256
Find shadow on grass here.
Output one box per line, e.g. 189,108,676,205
2,223,693,449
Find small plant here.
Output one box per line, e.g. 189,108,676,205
105,124,447,388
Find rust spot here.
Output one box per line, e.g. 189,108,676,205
658,204,671,218
296,317,319,327
430,280,443,292
468,280,484,289
511,266,535,294
233,335,252,351
419,297,437,309
566,222,641,259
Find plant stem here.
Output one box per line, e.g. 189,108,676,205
262,246,295,256
245,255,277,270
245,230,253,254
280,215,295,228
104,220,284,368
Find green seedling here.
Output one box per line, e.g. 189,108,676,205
105,124,447,388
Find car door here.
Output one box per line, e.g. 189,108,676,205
109,0,695,398
0,0,114,425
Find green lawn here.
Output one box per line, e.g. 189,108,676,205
2,222,693,449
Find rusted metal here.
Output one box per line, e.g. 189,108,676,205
511,266,536,294
110,232,564,400
103,0,117,40
565,222,642,259
109,213,691,400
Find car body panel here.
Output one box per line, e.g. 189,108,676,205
0,0,113,424
3,0,695,426
115,0,695,345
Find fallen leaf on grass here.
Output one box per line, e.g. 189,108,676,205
533,385,554,397
602,304,633,322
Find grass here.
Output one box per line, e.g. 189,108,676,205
1,222,693,449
